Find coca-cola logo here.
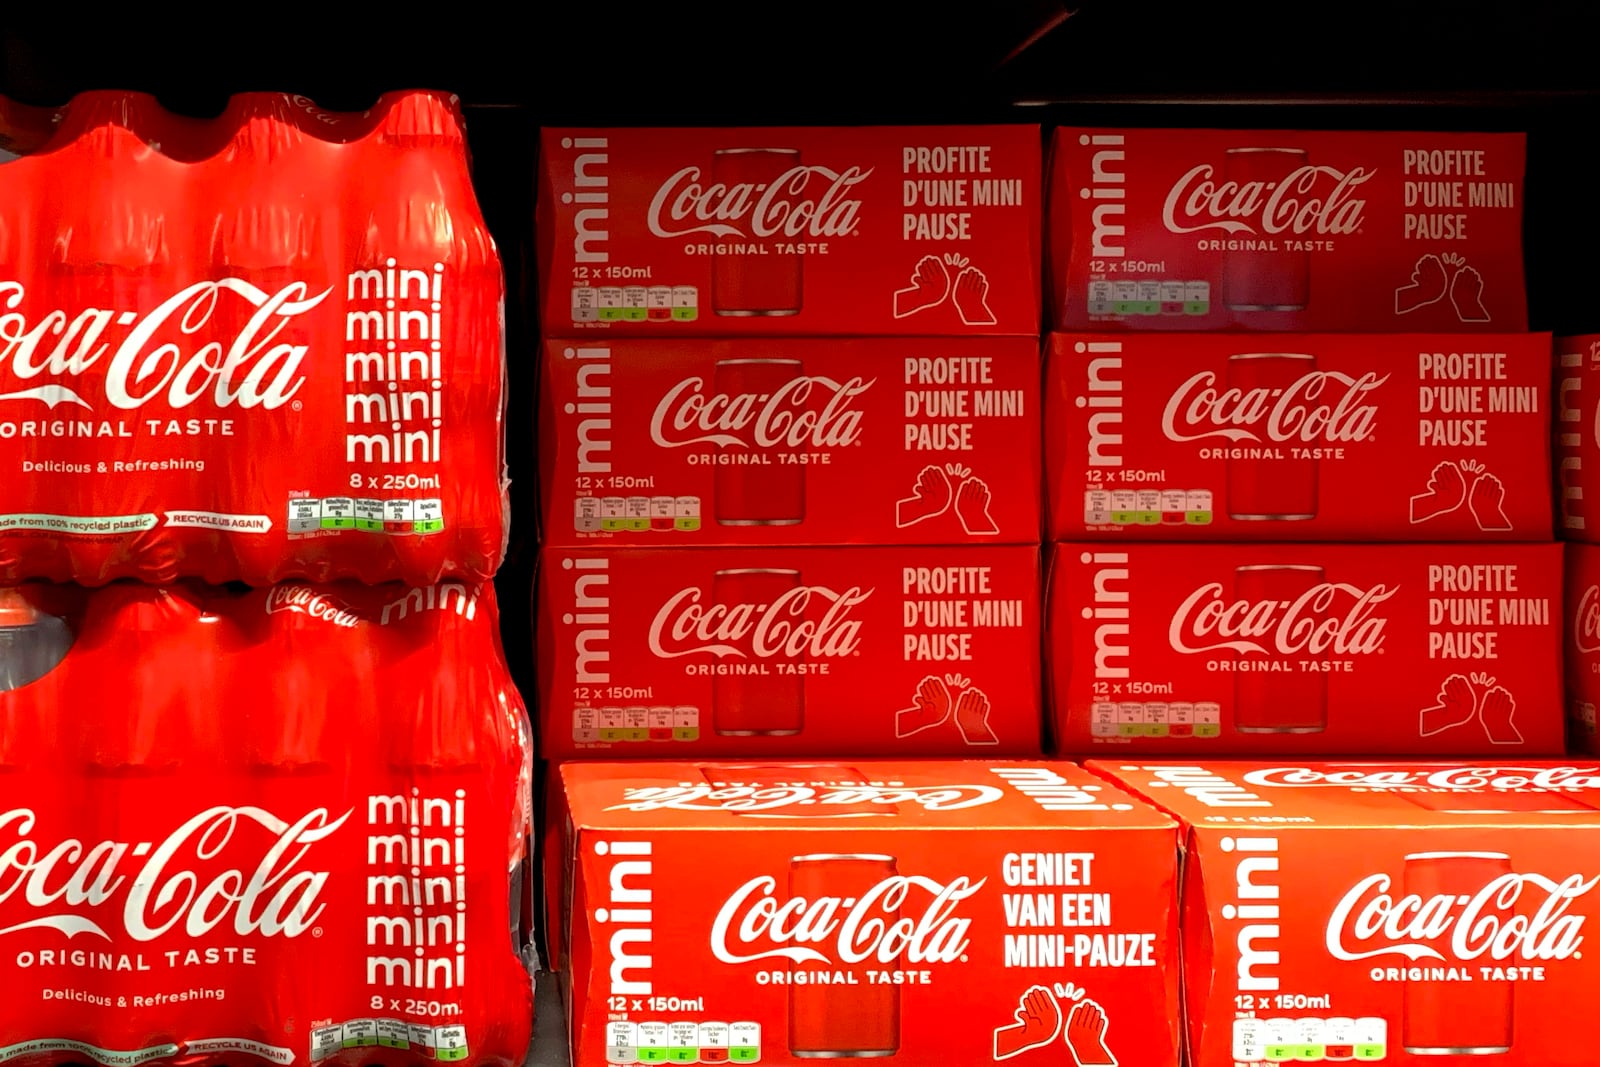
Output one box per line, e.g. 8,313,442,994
1327,870,1597,963
646,164,872,240
288,95,341,126
1170,581,1395,656
265,586,361,628
1243,766,1600,791
0,806,349,942
710,874,984,965
1162,163,1373,236
0,279,329,412
1592,386,1600,452
648,584,871,659
1161,370,1386,444
649,374,872,450
606,784,1003,815
1576,585,1600,655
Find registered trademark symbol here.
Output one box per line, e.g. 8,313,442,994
292,400,304,412
312,927,323,938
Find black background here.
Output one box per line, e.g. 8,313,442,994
6,2,1600,117
5,3,1075,118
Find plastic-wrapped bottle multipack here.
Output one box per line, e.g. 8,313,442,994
0,581,535,1065
0,90,507,587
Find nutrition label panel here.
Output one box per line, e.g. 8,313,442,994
574,706,702,744
606,1021,760,1064
1091,701,1222,739
287,496,445,535
1086,279,1211,317
310,1021,468,1062
1234,1017,1387,1062
572,285,700,324
1085,489,1214,526
576,495,702,533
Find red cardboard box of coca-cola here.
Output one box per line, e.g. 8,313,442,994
1046,332,1551,541
1565,541,1600,753
539,336,1040,545
538,126,1041,336
1093,760,1600,1066
1554,334,1600,540
535,545,1042,759
1048,542,1564,755
1048,127,1527,332
554,760,1181,1066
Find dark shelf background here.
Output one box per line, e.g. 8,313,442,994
8,2,1600,117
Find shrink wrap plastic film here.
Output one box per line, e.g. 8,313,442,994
0,90,507,587
0,580,535,1066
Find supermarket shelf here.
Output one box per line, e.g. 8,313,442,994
528,973,571,1067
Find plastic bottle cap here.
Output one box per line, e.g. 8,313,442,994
0,589,38,628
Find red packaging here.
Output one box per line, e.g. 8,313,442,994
555,759,1180,1067
1047,542,1563,755
1047,332,1552,540
539,336,1040,545
1091,760,1600,1066
537,127,1041,336
1565,542,1600,753
0,90,506,587
0,580,534,1066
1048,127,1527,332
1553,334,1600,540
535,545,1043,759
